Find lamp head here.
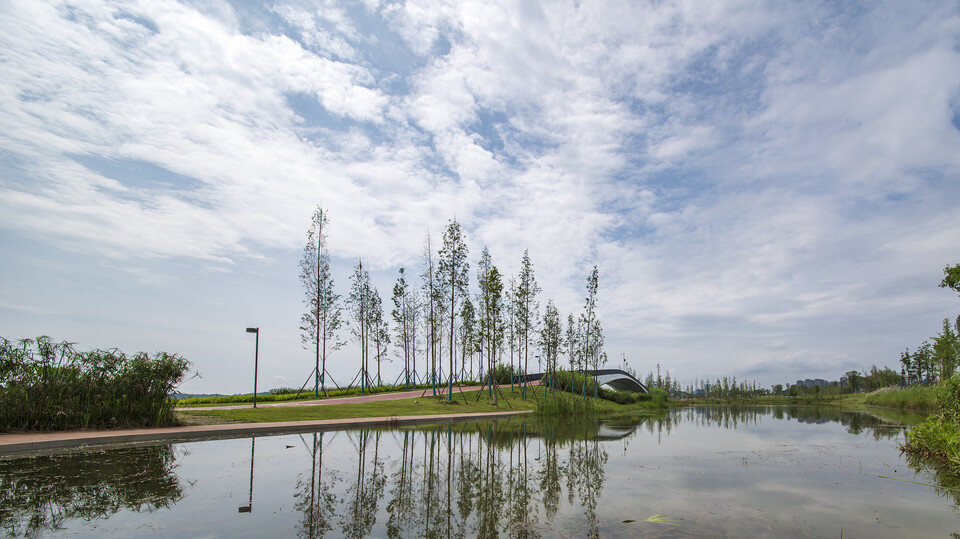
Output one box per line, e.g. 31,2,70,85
245,327,258,333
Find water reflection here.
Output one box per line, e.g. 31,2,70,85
289,419,617,538
0,405,955,537
0,444,184,535
668,404,913,440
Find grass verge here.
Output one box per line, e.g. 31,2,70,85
178,388,537,423
178,386,670,424
174,381,480,406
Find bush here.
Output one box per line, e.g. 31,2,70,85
0,336,190,431
534,393,599,416
937,376,960,420
492,364,519,384
551,369,601,395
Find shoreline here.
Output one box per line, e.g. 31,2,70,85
0,410,530,456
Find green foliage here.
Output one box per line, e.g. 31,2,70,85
902,375,960,472
904,415,960,464
0,336,190,431
492,363,518,384
940,263,960,298
184,388,538,423
936,375,960,420
533,392,599,416
176,381,481,406
863,384,940,412
550,368,593,392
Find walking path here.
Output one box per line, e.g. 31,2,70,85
179,383,533,411
180,388,430,411
0,410,530,455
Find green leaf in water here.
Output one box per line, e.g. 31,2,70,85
621,519,636,523
646,514,678,526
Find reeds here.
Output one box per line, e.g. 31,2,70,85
0,336,190,431
864,384,940,412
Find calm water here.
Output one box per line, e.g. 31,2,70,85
2,406,958,537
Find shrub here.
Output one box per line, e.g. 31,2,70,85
492,364,520,384
0,336,190,431
534,393,599,416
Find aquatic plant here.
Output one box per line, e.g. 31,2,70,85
0,336,190,431
646,513,678,526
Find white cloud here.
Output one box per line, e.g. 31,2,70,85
1,0,958,390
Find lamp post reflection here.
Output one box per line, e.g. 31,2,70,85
238,437,255,514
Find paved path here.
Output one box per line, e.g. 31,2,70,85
179,383,536,411
0,410,531,455
180,388,430,411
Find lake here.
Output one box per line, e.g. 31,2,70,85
1,405,957,537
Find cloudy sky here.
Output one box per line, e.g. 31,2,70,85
1,0,958,393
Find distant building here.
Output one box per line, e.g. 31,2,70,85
793,378,838,388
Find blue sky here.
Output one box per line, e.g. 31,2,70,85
1,0,958,393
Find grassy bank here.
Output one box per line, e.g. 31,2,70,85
1,336,190,431
179,386,668,424
175,381,481,406
902,377,960,470
833,385,941,412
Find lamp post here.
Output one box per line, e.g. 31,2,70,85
246,327,259,408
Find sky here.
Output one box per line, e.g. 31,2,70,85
1,0,958,394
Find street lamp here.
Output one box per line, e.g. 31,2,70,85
246,327,259,408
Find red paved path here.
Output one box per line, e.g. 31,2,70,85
180,383,537,411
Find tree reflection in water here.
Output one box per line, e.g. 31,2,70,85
0,444,185,536
295,432,340,538
289,418,618,538
2,406,931,537
295,406,919,537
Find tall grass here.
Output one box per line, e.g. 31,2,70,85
0,336,190,431
863,384,940,412
534,393,600,416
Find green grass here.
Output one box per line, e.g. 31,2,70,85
858,385,940,412
179,388,537,423
179,386,669,424
175,381,480,406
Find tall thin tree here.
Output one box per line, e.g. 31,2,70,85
391,268,414,389
540,300,562,395
348,259,372,392
459,297,476,381
369,287,389,386
299,206,344,397
438,219,469,401
478,258,504,406
421,232,440,395
515,250,541,398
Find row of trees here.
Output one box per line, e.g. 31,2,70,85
298,206,608,401
898,264,960,384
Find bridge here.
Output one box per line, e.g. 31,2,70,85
524,369,648,393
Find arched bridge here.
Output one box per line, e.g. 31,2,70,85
524,369,648,393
